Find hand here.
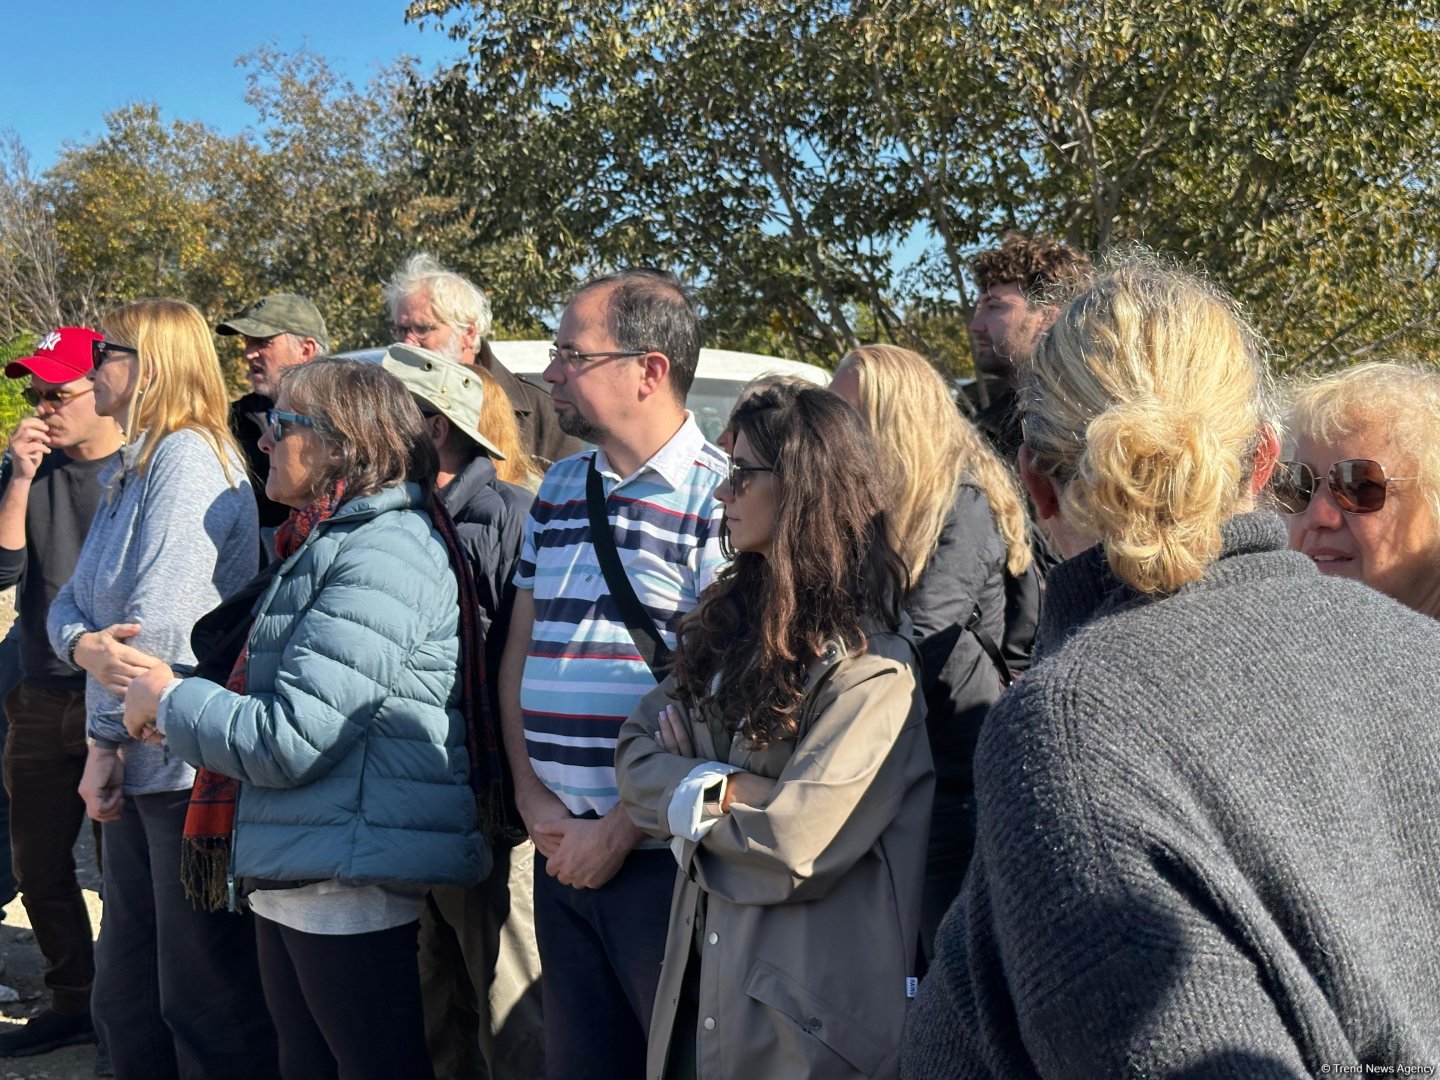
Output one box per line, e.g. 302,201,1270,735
78,746,125,823
516,785,573,859
723,771,776,812
72,624,163,695
123,663,175,743
7,418,51,481
656,702,695,757
534,813,640,890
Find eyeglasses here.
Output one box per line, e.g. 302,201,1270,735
25,386,94,408
91,340,138,368
547,346,648,370
1271,458,1415,515
392,322,442,340
266,409,316,441
727,459,774,496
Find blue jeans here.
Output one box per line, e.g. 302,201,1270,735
92,790,278,1080
533,847,674,1080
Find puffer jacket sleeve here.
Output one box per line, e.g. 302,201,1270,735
161,518,458,789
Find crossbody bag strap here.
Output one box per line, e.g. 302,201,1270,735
965,603,1014,688
586,455,674,680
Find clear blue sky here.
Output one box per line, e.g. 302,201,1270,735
0,1,466,173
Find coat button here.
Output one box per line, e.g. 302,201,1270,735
707,932,718,945
806,1016,822,1029
703,1017,716,1031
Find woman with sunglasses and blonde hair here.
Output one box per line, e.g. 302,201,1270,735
830,343,1034,953
47,298,275,1079
904,258,1440,1076
1275,361,1440,618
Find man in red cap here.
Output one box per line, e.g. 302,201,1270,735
0,327,123,1060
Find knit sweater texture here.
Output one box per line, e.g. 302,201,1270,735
903,511,1440,1078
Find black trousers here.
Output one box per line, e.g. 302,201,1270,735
532,848,674,1080
3,681,97,1015
92,790,278,1080
255,913,433,1080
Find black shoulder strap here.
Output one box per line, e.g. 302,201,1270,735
965,603,1014,688
586,455,674,680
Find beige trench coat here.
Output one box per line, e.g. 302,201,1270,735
617,628,935,1080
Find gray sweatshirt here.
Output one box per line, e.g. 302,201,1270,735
49,428,259,795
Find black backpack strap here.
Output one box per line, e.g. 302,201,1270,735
586,455,674,680
965,603,1014,688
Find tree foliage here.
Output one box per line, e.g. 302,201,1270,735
1,5,1434,385
406,0,1439,369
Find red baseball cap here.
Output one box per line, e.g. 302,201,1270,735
5,327,103,383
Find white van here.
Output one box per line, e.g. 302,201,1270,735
339,342,831,444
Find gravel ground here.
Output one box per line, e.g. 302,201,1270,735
0,588,101,1080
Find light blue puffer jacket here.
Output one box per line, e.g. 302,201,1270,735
162,483,489,889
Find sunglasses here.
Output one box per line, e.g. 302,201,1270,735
91,340,139,368
266,409,316,441
1271,458,1415,515
727,458,774,496
24,386,94,408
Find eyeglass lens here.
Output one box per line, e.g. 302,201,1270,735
1273,459,1390,515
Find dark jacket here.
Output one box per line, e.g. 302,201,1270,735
904,512,1440,1077
906,481,1007,949
438,454,533,688
229,392,290,530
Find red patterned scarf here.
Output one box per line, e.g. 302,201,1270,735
180,482,346,911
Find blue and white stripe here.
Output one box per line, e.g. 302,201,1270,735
516,414,727,817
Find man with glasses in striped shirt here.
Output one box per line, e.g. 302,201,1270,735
499,269,727,1079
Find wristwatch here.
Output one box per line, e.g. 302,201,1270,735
702,776,728,819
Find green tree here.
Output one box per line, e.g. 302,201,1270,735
406,0,1440,370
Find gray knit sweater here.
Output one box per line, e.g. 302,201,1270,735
903,512,1440,1078
49,429,258,795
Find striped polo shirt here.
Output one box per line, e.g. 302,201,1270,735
515,414,727,817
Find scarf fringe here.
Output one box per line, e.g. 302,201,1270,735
180,838,232,913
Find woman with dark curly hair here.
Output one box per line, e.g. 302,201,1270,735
617,384,934,1080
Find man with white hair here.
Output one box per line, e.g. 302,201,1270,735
384,255,580,466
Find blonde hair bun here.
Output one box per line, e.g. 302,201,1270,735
1024,255,1273,595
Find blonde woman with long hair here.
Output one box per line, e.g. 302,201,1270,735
905,258,1440,1076
48,298,276,1078
831,344,1033,954
470,363,545,489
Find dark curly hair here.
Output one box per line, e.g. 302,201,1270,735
672,384,908,749
973,232,1092,302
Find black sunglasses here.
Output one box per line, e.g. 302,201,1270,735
1271,458,1415,515
91,340,138,368
727,458,774,495
24,386,94,408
